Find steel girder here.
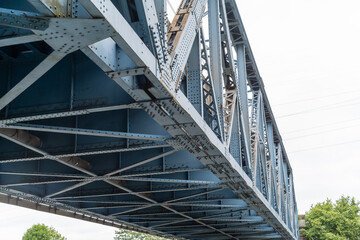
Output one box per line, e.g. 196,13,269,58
0,0,298,239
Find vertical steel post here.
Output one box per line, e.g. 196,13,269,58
236,44,253,171
208,0,224,135
236,44,249,139
187,33,203,115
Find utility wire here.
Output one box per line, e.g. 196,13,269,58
285,123,360,141
289,139,360,154
277,98,360,119
274,89,360,107
166,0,176,14
284,116,360,134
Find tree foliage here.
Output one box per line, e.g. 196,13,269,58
22,224,66,240
114,229,169,240
302,196,360,240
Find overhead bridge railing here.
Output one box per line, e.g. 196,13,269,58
0,0,298,239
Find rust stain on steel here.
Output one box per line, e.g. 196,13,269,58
42,0,71,17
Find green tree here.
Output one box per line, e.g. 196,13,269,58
114,229,169,240
22,224,66,240
302,196,360,240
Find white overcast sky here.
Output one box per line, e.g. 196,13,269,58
1,0,360,239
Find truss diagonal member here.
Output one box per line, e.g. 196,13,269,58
115,167,206,178
4,123,171,141
45,181,92,198
0,131,93,174
105,149,178,176
45,149,177,198
113,205,242,217
224,90,237,143
111,187,225,217
0,34,42,48
0,51,65,111
104,181,238,240
3,178,87,188
152,208,251,229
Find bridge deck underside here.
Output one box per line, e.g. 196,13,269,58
0,51,277,240
0,1,298,239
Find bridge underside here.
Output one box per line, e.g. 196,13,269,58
0,0,298,239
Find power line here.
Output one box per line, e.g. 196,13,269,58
285,123,360,141
274,89,360,107
166,0,176,14
277,98,360,119
284,116,360,134
288,139,360,154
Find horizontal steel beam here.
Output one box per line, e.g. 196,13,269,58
1,176,219,188
115,177,219,185
0,103,141,125
0,7,48,30
4,123,170,141
0,171,85,178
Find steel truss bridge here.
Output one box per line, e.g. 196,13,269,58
0,0,299,239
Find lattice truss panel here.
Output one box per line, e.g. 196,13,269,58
0,0,299,239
